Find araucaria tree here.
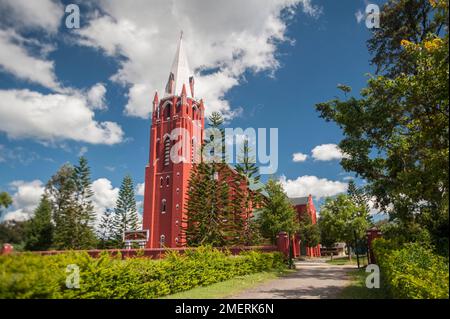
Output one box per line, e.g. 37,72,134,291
259,179,297,244
47,159,97,250
112,175,140,244
98,209,115,249
316,0,449,254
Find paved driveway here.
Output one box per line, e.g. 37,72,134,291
230,262,356,299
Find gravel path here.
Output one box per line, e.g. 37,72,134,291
230,262,356,299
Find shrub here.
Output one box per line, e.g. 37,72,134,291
372,238,449,299
0,247,285,299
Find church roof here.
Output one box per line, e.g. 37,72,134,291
164,32,194,98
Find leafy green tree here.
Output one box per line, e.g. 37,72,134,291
259,179,297,244
0,192,12,216
316,1,449,253
298,212,320,249
318,194,370,260
367,0,447,76
0,220,27,248
207,112,226,162
24,195,54,251
112,175,139,245
47,163,96,250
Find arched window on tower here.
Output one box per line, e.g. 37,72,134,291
191,138,195,163
160,235,166,247
176,101,181,114
160,177,164,188
161,199,167,214
166,104,171,119
164,136,171,166
166,176,170,187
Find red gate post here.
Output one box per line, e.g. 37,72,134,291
366,227,382,264
276,232,290,258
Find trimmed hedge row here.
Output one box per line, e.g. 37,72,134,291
372,239,449,299
0,247,285,299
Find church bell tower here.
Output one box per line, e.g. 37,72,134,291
142,33,205,248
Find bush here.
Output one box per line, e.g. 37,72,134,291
372,238,449,299
0,247,285,299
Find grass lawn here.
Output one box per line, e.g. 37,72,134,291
338,268,389,299
162,269,294,299
325,255,369,266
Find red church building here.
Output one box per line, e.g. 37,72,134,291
142,34,204,248
290,195,321,257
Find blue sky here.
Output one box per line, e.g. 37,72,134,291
0,0,386,221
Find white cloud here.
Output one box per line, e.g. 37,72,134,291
0,29,60,90
3,180,45,221
280,175,348,199
311,144,348,161
0,0,63,33
0,89,124,145
355,10,365,24
91,178,119,221
87,83,107,110
75,0,321,119
136,182,145,196
292,152,308,162
78,146,88,156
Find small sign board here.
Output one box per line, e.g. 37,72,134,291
123,230,149,243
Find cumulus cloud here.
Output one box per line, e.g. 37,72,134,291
0,89,124,145
292,152,308,162
0,0,63,33
0,29,60,90
91,178,119,221
3,180,45,221
280,175,348,199
75,0,321,119
87,83,107,110
136,182,145,196
311,144,349,161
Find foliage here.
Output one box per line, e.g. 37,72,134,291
367,0,447,76
318,195,370,252
0,191,12,215
297,212,320,248
316,1,449,253
97,209,116,249
112,175,139,245
46,162,96,250
373,238,449,299
0,247,285,299
24,195,54,251
258,179,297,244
0,220,27,247
184,163,242,246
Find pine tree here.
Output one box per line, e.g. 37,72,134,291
72,157,97,248
24,195,54,251
208,112,226,163
97,209,115,249
236,138,260,183
112,175,139,245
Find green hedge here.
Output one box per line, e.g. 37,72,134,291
372,238,449,299
0,247,285,299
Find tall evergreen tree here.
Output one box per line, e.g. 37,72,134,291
258,179,297,244
73,157,96,227
208,112,226,163
97,209,115,249
112,175,139,244
24,195,54,251
47,163,96,249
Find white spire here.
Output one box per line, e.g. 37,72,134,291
164,32,194,98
